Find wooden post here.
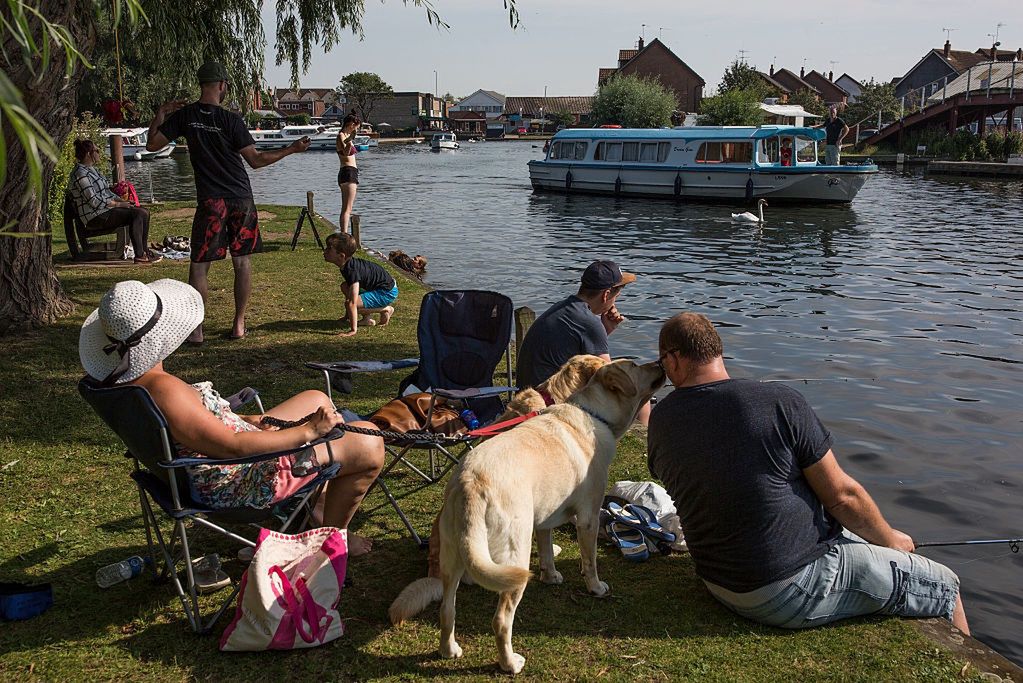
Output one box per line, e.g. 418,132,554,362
514,306,535,356
350,214,361,248
109,135,125,183
306,190,315,216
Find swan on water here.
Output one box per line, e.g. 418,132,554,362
731,199,768,223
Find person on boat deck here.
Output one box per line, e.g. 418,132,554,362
323,232,397,337
780,137,793,166
68,139,161,264
648,312,969,633
817,106,849,166
145,61,310,343
516,260,651,425
335,113,361,234
79,279,385,556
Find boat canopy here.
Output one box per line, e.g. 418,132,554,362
554,126,826,141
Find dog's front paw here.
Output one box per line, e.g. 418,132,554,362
500,652,526,675
440,641,463,659
588,580,610,597
540,568,564,584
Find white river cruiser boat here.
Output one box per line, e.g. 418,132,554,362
527,125,878,203
430,132,459,150
102,127,175,160
251,125,340,151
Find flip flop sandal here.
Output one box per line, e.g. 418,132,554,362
606,502,676,544
605,521,650,563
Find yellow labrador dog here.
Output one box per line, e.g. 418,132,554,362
436,359,664,674
388,354,608,625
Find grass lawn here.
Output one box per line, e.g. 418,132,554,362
0,203,980,681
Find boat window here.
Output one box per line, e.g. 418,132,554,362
622,142,639,162
695,141,752,164
795,136,816,163
640,143,658,162
760,138,780,164
573,142,588,160
603,142,623,162
658,142,670,162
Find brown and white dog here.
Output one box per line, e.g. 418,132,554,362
435,360,664,674
388,354,608,625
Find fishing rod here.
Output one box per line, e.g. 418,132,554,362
917,538,1021,552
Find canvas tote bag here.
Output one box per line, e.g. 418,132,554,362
220,527,347,651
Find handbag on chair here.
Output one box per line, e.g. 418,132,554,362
220,527,347,651
368,392,466,436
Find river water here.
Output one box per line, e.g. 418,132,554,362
128,142,1023,663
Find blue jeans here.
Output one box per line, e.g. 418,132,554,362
704,532,959,629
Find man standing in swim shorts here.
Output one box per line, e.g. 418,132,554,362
146,61,310,342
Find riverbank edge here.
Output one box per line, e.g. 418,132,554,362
0,201,1009,680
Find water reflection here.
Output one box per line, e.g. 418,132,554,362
129,142,1023,663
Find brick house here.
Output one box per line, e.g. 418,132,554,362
364,92,448,131
767,67,820,96
273,88,336,118
802,70,849,105
597,37,705,112
894,41,987,99
503,96,594,132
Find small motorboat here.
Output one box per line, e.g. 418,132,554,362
103,127,175,160
251,125,338,151
430,132,459,150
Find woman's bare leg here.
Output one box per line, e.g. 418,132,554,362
339,182,358,233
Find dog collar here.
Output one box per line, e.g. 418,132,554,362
578,405,613,430
538,388,555,407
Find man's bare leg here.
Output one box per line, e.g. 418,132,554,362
231,255,252,338
953,593,970,635
187,260,212,343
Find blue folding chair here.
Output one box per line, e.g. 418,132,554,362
306,289,515,545
78,377,342,634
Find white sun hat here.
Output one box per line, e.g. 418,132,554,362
79,279,204,385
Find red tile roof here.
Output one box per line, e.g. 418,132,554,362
504,96,594,115
618,49,638,62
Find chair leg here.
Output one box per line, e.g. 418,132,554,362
136,485,160,579
175,519,203,633
374,477,425,547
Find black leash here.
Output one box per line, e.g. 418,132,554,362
917,538,1021,553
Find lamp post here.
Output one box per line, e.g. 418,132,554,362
433,70,438,97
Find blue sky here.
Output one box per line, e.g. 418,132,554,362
261,1,1019,99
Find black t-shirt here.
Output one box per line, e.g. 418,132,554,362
341,257,394,292
515,295,609,388
159,103,255,200
647,379,840,592
824,117,847,145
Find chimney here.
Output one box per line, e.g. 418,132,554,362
1016,48,1022,61
944,40,951,58
769,64,775,77
638,36,645,50
828,70,834,81
800,66,805,78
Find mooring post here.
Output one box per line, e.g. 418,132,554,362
109,135,125,184
351,214,361,248
306,190,315,216
514,306,535,357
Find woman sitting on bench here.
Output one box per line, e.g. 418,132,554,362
68,139,160,264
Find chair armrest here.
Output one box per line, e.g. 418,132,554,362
433,386,517,400
224,387,260,412
305,359,419,374
161,427,346,468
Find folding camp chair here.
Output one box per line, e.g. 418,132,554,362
306,289,515,546
78,377,342,634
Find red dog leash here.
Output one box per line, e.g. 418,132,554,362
466,410,541,438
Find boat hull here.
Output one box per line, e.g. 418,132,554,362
527,162,875,204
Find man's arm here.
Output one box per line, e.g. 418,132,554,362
239,137,311,169
146,100,186,151
838,124,850,145
804,450,914,551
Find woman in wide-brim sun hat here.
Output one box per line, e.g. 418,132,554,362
80,279,385,556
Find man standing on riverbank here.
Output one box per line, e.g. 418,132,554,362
516,260,650,424
648,312,969,633
818,106,849,166
146,61,310,342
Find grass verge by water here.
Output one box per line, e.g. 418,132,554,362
0,203,981,681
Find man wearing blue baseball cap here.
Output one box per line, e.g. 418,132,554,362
516,259,650,424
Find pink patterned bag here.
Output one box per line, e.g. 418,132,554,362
220,527,347,651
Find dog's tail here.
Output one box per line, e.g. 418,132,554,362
460,487,532,593
388,577,443,625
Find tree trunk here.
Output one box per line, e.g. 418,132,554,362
0,1,95,334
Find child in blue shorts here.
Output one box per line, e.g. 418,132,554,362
323,232,398,337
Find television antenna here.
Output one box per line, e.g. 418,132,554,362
641,23,646,41
941,27,957,41
994,22,1006,43
659,27,671,40
738,48,750,63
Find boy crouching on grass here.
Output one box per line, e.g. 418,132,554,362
323,232,397,337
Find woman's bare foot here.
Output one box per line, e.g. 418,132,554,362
348,533,373,557
378,306,394,326
359,316,377,327
186,324,204,346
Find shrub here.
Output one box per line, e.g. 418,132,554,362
697,89,762,126
984,132,1005,160
47,113,107,233
1005,132,1023,157
286,113,311,125
591,74,676,128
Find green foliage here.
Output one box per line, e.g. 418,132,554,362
591,74,676,128
697,89,763,126
243,110,261,129
845,79,901,126
337,72,394,123
1005,131,1023,157
550,111,575,129
788,89,827,117
45,113,106,234
286,113,311,125
719,60,777,99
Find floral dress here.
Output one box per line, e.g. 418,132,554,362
182,382,319,509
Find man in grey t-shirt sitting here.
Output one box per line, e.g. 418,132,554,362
648,312,969,633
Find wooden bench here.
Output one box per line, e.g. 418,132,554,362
63,192,127,261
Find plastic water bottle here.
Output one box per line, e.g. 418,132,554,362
460,409,480,430
95,556,147,588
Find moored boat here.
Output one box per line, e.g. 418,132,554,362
251,125,339,151
352,135,372,152
102,127,175,160
430,132,459,150
527,125,878,203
